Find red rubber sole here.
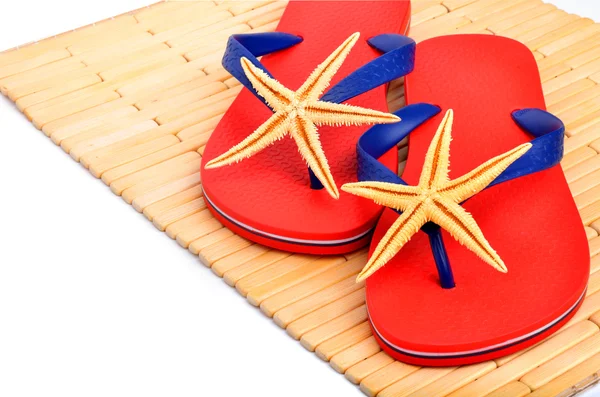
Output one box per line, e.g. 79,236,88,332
203,187,372,255
366,35,590,366
371,293,585,367
201,1,410,255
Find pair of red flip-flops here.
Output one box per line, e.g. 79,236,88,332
201,1,589,366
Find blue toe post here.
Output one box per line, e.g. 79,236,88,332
356,107,565,289
422,223,455,289
221,32,417,191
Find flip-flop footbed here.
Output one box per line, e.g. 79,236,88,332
367,35,590,366
201,1,410,254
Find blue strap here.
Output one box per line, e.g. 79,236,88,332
357,107,565,288
222,32,416,107
322,34,416,103
489,108,565,187
357,103,441,185
221,32,417,190
222,32,304,107
357,106,565,195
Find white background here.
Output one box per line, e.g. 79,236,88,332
0,1,599,396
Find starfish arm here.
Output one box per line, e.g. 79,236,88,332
418,109,454,188
429,197,507,273
341,181,420,211
439,142,532,202
296,33,360,102
357,202,428,282
305,101,400,127
205,112,290,168
240,57,295,111
290,116,339,199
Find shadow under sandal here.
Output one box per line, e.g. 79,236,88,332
201,1,413,255
342,35,590,367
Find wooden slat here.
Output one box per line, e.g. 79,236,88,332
520,333,600,389
286,288,365,340
409,361,497,397
379,367,457,397
580,201,600,225
543,58,600,95
300,305,367,351
528,18,595,53
360,361,420,397
586,272,600,297
260,255,365,317
245,256,346,307
222,250,291,287
330,336,380,374
564,125,600,155
591,255,600,274
211,245,270,277
346,351,395,385
568,168,600,197
537,23,600,56
487,382,532,397
544,78,596,107
549,84,600,115
538,35,600,71
487,3,556,35
199,235,253,265
411,4,448,26
455,0,544,35
0,15,140,68
134,175,201,215
165,211,215,240
119,156,202,203
188,228,234,255
175,218,223,247
235,254,318,297
562,146,597,170
565,155,600,184
586,227,599,241
515,12,578,45
528,353,600,397
314,322,372,361
448,321,599,396
273,276,363,329
152,197,207,232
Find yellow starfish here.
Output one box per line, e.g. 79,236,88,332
342,109,532,282
204,32,400,199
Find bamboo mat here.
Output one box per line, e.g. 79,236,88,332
2,0,600,395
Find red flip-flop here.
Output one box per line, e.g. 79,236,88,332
201,1,412,254
342,35,589,366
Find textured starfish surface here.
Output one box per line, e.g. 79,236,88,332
204,32,400,199
342,110,532,282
